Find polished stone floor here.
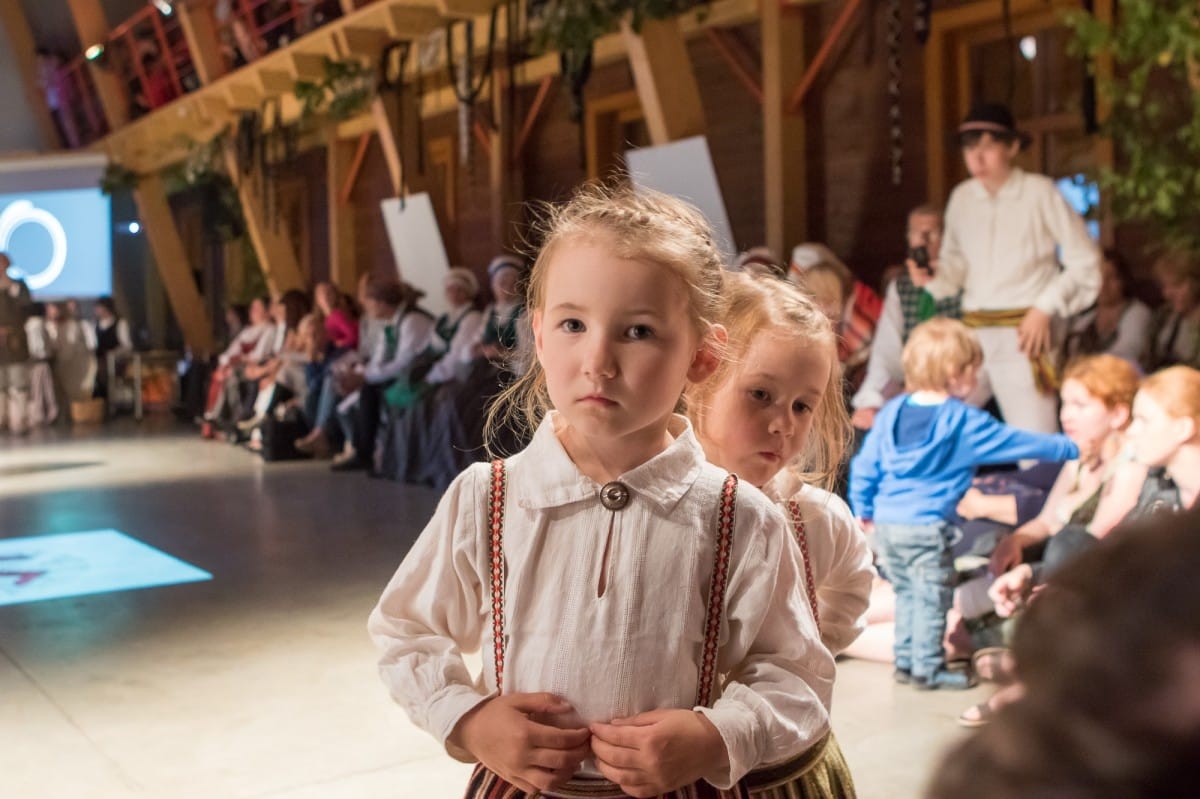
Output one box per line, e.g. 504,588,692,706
0,422,986,798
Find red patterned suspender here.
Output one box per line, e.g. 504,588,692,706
488,459,509,694
696,474,739,708
786,500,821,636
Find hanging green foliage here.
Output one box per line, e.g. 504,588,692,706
529,0,709,56
99,162,141,195
294,57,375,122
528,0,709,119
1066,0,1200,256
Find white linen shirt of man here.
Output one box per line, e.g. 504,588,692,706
928,168,1101,317
367,413,834,789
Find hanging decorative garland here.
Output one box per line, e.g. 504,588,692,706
446,8,499,170
886,0,903,185
913,0,931,45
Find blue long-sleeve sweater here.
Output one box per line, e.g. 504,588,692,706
849,395,1079,524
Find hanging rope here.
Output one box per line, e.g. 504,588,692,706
886,0,903,185
1002,0,1016,106
446,8,499,169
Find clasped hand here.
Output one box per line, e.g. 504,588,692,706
450,693,727,797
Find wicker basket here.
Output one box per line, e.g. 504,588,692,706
70,398,106,425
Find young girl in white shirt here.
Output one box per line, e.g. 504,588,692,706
368,184,839,798
687,272,873,792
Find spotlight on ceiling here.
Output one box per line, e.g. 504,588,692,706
152,0,174,16
84,44,106,62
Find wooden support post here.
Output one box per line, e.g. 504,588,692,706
371,95,405,196
327,134,363,294
222,144,308,296
0,1,62,149
176,0,228,85
133,173,216,357
66,0,131,129
621,16,706,145
762,2,808,258
490,67,518,251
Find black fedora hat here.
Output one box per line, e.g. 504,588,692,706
957,103,1032,149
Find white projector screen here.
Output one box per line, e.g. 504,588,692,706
0,152,112,299
380,193,452,317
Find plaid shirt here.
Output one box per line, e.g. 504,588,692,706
896,272,960,342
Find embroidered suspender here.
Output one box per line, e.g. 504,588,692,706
786,501,821,636
488,459,509,693
486,460,739,706
696,474,739,708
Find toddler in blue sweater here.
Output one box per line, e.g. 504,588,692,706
849,318,1077,689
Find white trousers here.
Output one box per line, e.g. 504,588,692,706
965,326,1059,434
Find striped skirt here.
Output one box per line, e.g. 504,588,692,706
463,732,856,799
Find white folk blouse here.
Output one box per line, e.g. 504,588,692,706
368,413,833,789
929,168,1101,317
762,472,876,659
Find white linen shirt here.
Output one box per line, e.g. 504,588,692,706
362,309,435,385
851,280,906,410
762,472,876,658
368,413,833,789
425,305,485,385
928,169,1101,317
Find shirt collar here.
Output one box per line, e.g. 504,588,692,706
763,469,804,503
511,412,706,515
968,167,1025,200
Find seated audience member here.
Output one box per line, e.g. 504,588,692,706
789,242,882,395
209,292,300,436
852,205,962,431
958,354,1145,727
330,279,434,471
239,307,320,435
1144,250,1200,371
927,508,1200,799
383,267,484,412
86,297,133,402
203,296,271,435
46,301,94,407
24,303,57,428
1063,250,1152,365
313,281,358,355
380,255,525,491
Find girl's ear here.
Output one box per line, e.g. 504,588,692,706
687,324,727,383
1111,404,1132,431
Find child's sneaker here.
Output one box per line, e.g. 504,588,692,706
913,669,978,691
893,667,913,685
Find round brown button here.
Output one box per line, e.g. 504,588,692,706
599,481,631,511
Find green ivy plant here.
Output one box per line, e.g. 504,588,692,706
1067,0,1200,256
294,57,374,122
529,0,709,119
99,163,140,195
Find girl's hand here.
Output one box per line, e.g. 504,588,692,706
590,709,728,797
450,693,590,794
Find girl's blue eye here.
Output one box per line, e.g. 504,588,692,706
561,319,585,333
626,324,654,340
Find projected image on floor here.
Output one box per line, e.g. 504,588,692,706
0,530,211,606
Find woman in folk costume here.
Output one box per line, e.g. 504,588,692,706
369,183,848,798
787,243,882,397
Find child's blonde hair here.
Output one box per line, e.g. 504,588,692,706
485,181,727,452
902,317,983,392
687,272,850,491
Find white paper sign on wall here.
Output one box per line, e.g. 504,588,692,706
380,193,452,316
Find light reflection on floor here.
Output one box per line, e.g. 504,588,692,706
0,530,211,607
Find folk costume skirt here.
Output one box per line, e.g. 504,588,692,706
461,731,856,799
